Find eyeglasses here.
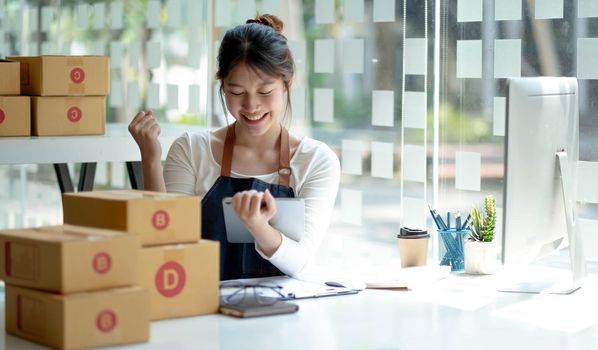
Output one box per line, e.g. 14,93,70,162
220,281,286,306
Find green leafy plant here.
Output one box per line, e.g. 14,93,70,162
468,195,496,242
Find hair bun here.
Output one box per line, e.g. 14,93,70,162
246,14,284,33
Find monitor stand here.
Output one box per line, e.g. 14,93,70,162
498,151,587,295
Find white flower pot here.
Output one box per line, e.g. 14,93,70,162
464,240,498,274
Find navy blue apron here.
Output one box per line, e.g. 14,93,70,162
201,122,295,280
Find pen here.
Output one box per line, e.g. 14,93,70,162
461,213,471,230
455,212,461,230
427,204,441,229
435,211,448,230
446,212,451,230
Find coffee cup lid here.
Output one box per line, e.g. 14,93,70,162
399,227,427,236
397,232,430,239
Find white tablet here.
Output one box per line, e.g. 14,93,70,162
222,197,305,243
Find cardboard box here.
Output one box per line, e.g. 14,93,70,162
140,240,219,320
63,190,201,246
7,55,109,96
31,96,105,136
5,285,150,350
0,96,30,137
0,59,20,95
0,225,139,293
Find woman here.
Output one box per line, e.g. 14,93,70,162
128,14,340,280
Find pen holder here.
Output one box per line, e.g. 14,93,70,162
437,229,469,271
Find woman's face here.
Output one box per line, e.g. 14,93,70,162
223,62,287,137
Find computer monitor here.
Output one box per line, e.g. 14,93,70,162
501,76,587,294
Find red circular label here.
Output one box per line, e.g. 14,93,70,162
155,261,186,298
152,210,170,230
0,109,5,124
92,252,111,275
67,107,82,122
96,310,117,333
70,67,85,83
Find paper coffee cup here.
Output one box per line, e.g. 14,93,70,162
398,227,429,267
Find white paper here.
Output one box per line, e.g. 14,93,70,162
579,219,598,261
316,0,336,24
127,81,141,110
494,39,521,78
147,41,161,68
405,38,426,75
29,7,39,32
371,90,394,127
342,139,365,175
110,80,123,107
455,151,481,191
147,0,161,29
456,40,482,79
314,39,335,73
493,97,506,136
111,162,126,188
167,0,181,27
238,0,257,24
167,84,179,110
41,6,53,32
343,39,364,74
403,91,426,129
188,84,200,113
93,3,106,30
216,0,232,27
94,41,106,55
495,0,522,21
371,142,394,179
146,83,160,109
403,144,426,183
129,41,141,67
110,41,122,69
579,0,598,18
373,0,395,23
402,197,426,230
313,88,334,123
110,1,124,30
344,0,364,22
458,0,483,22
535,0,563,19
261,0,281,16
291,87,306,121
577,161,598,203
289,40,307,72
341,189,362,226
577,38,598,80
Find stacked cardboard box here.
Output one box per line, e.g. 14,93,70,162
0,225,150,349
0,59,30,136
63,190,220,320
7,55,109,136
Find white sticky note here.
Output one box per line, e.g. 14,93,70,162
495,0,522,20
110,80,123,107
110,41,122,69
343,39,364,74
372,90,394,127
341,189,362,226
493,97,506,136
94,41,106,55
129,41,141,67
403,144,426,183
373,0,395,23
405,38,426,75
110,1,124,30
261,0,281,16
147,0,161,29
188,39,200,68
342,139,365,175
289,40,307,72
494,39,521,78
187,0,202,27
167,84,179,110
577,38,598,79
75,4,88,28
111,162,126,188
238,0,257,24
93,3,106,30
316,0,335,24
188,84,200,113
456,40,482,79
455,151,481,191
579,0,598,18
147,83,160,109
314,39,335,73
41,6,53,32
344,0,364,22
291,87,306,121
127,82,141,110
579,219,598,261
403,91,426,129
458,0,483,22
577,161,598,203
147,41,161,68
29,7,39,31
313,88,334,123
402,196,426,230
535,0,563,19
371,142,394,179
216,0,232,27
167,0,181,27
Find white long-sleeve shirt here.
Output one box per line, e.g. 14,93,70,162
163,130,340,277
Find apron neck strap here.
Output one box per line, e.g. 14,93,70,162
221,122,292,187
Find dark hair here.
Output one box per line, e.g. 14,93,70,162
216,14,295,124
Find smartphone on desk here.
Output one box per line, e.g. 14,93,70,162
219,296,299,318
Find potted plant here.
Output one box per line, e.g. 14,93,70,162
464,195,498,274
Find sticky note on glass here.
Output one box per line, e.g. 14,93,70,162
493,97,506,136
535,0,563,19
147,83,160,109
494,39,521,78
371,142,394,179
188,84,200,113
577,38,598,79
456,40,482,78
316,0,335,24
167,0,181,28
371,90,394,127
93,3,106,30
110,41,122,69
262,0,281,16
127,82,141,110
402,197,426,230
495,0,522,20
404,38,426,75
455,151,481,191
313,88,334,123
579,0,598,18
147,41,161,68
110,80,123,108
344,0,364,22
373,0,395,22
291,87,306,121
129,41,141,67
41,6,53,32
577,161,598,203
458,0,483,22
403,144,426,183
238,0,256,23
314,39,335,73
403,91,426,129
147,0,161,29
216,0,232,27
289,40,307,72
343,39,364,74
342,139,365,175
341,189,362,226
167,84,179,110
110,1,124,30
